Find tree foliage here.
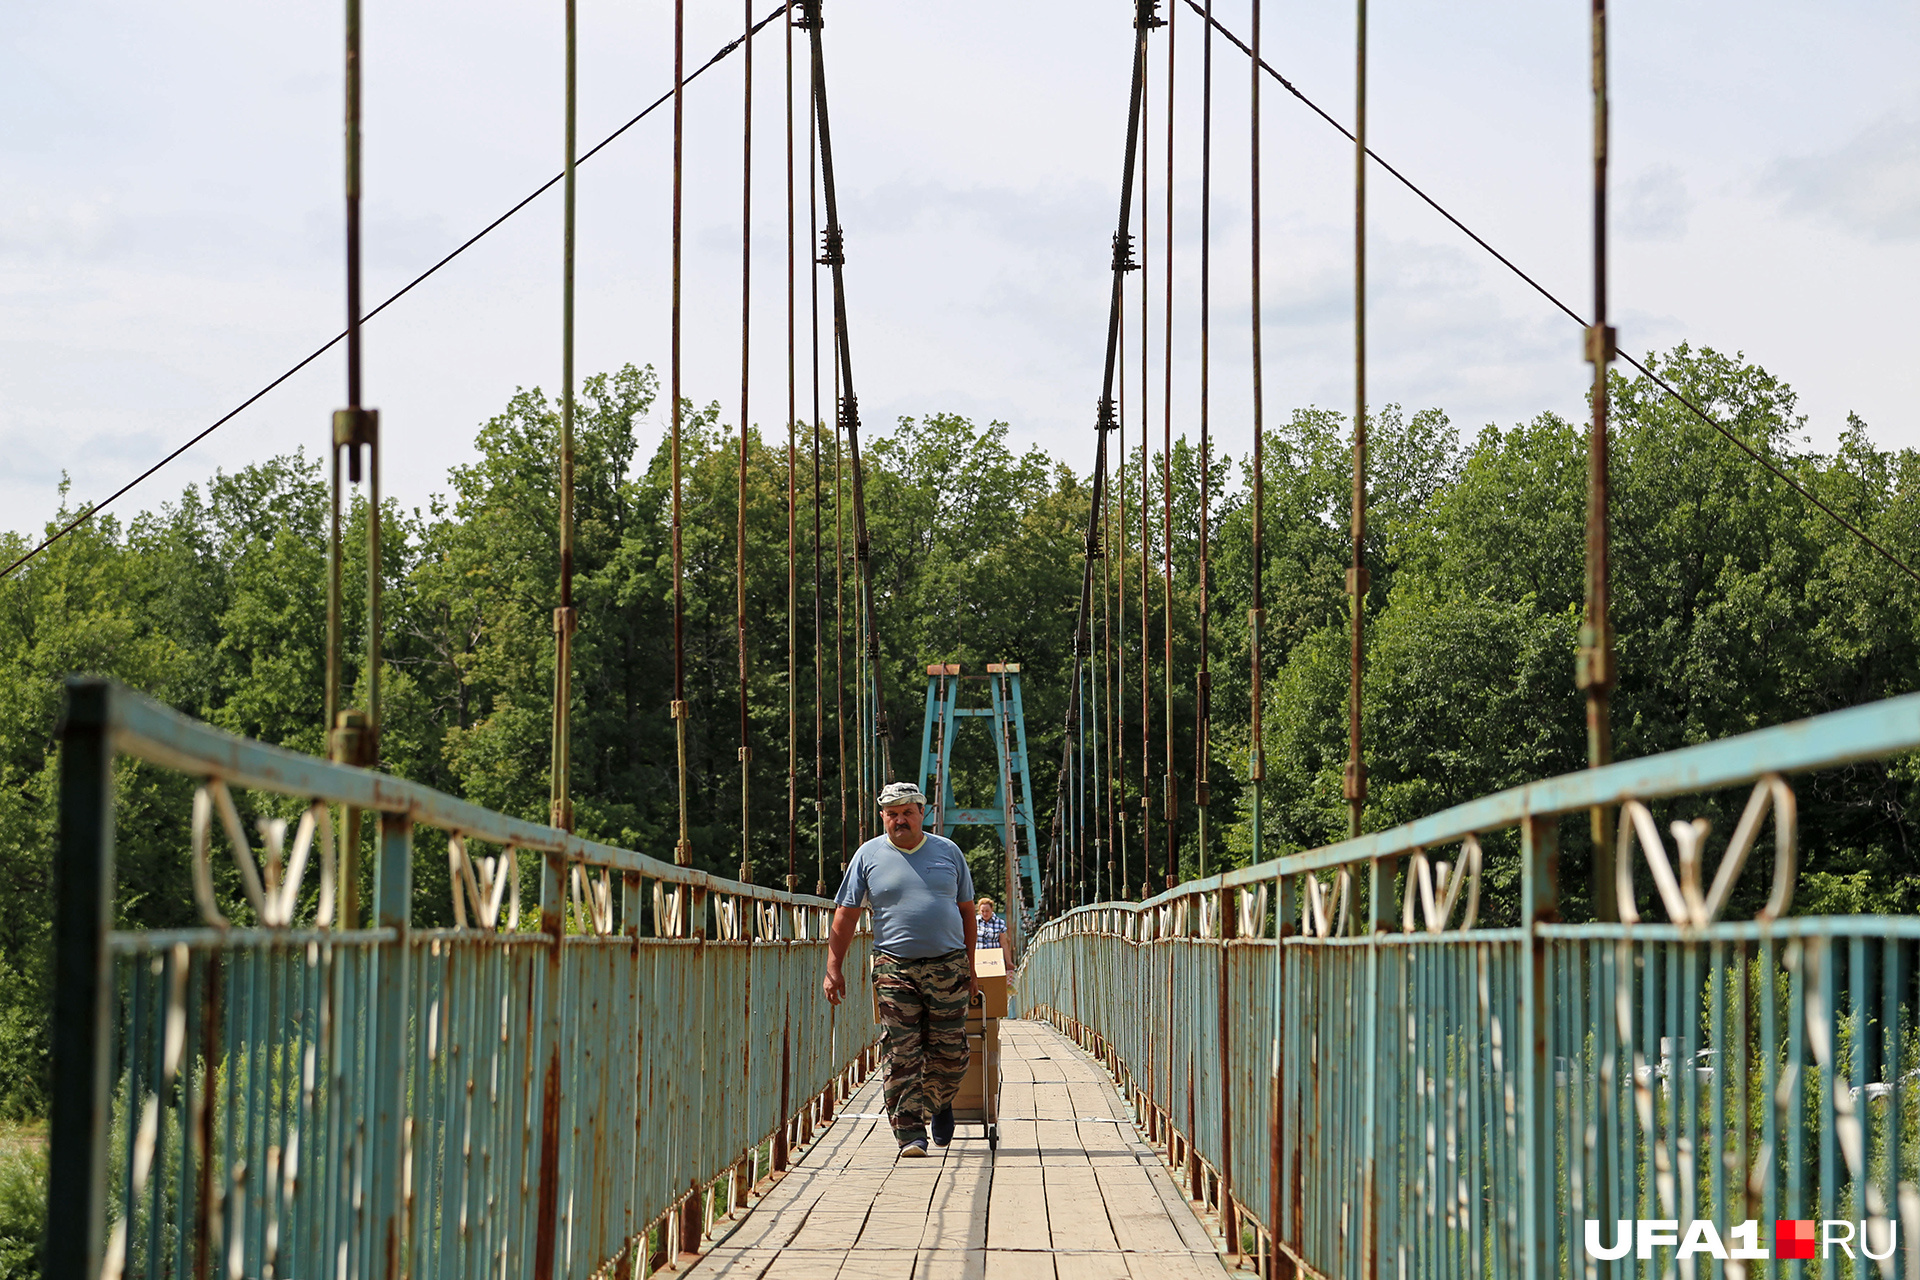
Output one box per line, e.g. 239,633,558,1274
1,345,1916,1114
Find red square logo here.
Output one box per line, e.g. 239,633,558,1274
1776,1220,1817,1260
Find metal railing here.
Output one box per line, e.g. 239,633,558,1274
1019,692,1920,1279
48,678,877,1280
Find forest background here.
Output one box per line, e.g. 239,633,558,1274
3,343,1919,1146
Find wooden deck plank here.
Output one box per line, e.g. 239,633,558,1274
1052,1251,1134,1280
916,1249,987,1280
681,1021,1227,1280
981,1251,1056,1280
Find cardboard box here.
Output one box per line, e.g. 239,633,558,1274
971,947,1008,1019
952,1020,999,1123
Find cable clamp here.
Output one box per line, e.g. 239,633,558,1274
549,798,573,831
1096,397,1119,433
1575,641,1616,692
675,839,694,867
553,606,578,635
1111,232,1139,273
1195,780,1211,807
329,708,377,768
1084,532,1105,558
1585,324,1617,366
1345,566,1370,596
739,746,753,762
792,0,820,30
670,699,690,720
817,225,845,267
854,537,871,562
874,713,890,736
1342,759,1367,802
332,407,380,484
1135,0,1166,29
1163,775,1178,823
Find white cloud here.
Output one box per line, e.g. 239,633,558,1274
1771,111,1920,243
1619,165,1691,243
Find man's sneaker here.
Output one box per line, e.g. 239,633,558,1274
931,1106,955,1147
899,1138,929,1158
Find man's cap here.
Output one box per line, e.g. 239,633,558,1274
877,782,927,809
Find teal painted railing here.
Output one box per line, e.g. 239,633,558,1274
1019,692,1920,1279
48,678,877,1280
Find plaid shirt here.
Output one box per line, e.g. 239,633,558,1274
976,913,1007,949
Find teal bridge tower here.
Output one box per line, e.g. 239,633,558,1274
915,663,1042,941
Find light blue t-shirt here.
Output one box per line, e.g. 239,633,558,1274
834,833,975,959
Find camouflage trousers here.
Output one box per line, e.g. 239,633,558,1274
873,950,972,1144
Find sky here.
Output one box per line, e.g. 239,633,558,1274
4,0,1918,543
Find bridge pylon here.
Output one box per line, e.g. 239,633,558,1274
917,663,1042,945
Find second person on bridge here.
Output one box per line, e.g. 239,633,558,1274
821,781,979,1157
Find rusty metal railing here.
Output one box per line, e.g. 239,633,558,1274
1019,692,1920,1279
48,678,877,1280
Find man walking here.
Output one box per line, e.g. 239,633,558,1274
823,782,978,1156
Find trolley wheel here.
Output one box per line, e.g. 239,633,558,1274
987,1124,998,1151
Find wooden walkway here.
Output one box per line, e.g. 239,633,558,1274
685,1021,1229,1280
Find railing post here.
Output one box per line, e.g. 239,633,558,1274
371,810,414,1278
1520,815,1559,1277
1218,886,1238,1259
533,851,567,1280
48,679,113,1280
1271,871,1296,1279
620,870,641,1280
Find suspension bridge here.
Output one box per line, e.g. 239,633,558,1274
34,0,1920,1278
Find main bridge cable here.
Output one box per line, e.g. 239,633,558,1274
1182,0,1920,592
801,0,891,787
0,5,794,586
1048,0,1156,913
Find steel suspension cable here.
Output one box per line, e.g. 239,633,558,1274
328,0,382,927
834,352,852,858
737,0,756,884
810,58,829,894
1,6,792,585
1345,0,1368,841
671,0,692,870
1194,0,1214,879
1582,0,1620,918
1247,0,1266,865
1102,418,1119,900
1161,0,1178,890
1182,0,1920,593
1139,20,1155,898
550,0,579,835
803,0,891,791
1048,0,1153,915
786,0,800,893
1115,300,1129,902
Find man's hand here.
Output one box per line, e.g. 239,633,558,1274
823,905,860,1006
